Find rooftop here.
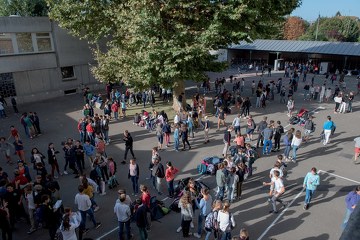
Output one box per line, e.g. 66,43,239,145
229,39,360,57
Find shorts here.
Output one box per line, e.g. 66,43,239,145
355,147,360,154
246,128,254,134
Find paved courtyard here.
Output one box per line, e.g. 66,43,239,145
0,70,359,240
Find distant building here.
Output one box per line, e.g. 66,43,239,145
0,17,102,104
227,39,360,72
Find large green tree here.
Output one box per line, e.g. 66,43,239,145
0,0,48,16
47,0,299,110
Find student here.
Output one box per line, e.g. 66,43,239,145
128,159,140,195
134,198,149,240
303,167,320,210
322,116,336,146
165,161,179,198
194,188,213,238
263,170,286,214
342,186,360,230
114,193,132,240
217,201,236,240
178,191,193,238
60,209,81,240
291,130,302,163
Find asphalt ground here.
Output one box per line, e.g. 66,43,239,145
0,70,359,240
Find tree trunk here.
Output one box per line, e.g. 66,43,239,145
172,80,186,112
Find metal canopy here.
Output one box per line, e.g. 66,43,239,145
229,40,360,57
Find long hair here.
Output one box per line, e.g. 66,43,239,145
61,214,71,231
180,191,191,208
295,130,301,139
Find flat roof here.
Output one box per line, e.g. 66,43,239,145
229,39,360,57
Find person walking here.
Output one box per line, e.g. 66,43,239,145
122,130,135,164
322,116,336,146
74,185,101,234
114,193,132,240
134,199,149,240
155,123,164,150
263,170,286,214
291,130,302,163
181,124,191,151
178,191,194,238
60,210,82,240
341,186,360,230
217,201,236,240
165,161,179,198
303,167,320,210
128,159,140,195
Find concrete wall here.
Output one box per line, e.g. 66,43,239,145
0,17,103,104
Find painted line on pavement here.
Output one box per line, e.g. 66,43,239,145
318,170,360,184
257,187,305,240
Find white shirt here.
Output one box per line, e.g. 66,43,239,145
60,212,81,240
291,136,302,146
269,168,283,179
74,193,92,211
217,211,235,232
334,96,342,103
272,177,284,194
232,117,240,127
26,192,36,210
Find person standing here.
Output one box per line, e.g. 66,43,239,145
256,116,268,148
122,130,135,164
194,188,213,239
353,137,360,163
246,115,256,141
341,186,360,230
222,127,232,157
128,159,140,195
60,210,81,240
217,201,236,240
13,136,25,162
322,116,336,146
181,124,191,151
303,167,320,210
151,157,165,195
232,114,241,135
0,137,13,165
162,121,171,147
165,161,179,198
273,121,284,152
134,199,149,240
216,163,226,201
291,130,302,163
173,124,180,152
303,116,315,143
287,97,294,117
178,191,194,238
262,124,273,155
114,193,132,240
263,170,286,214
217,108,226,131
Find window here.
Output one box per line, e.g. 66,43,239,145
16,33,33,53
36,33,52,52
0,33,14,54
61,66,75,80
0,73,16,97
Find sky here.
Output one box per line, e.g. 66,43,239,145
291,0,360,22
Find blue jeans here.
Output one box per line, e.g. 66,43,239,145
284,145,291,158
234,126,240,134
119,220,131,240
197,213,205,235
114,111,119,120
167,179,174,197
305,189,315,205
263,139,272,154
205,229,213,240
292,145,299,161
217,186,225,200
80,208,97,229
341,208,352,230
80,131,85,143
138,227,148,240
102,130,109,143
221,231,231,240
23,124,30,138
174,138,179,151
130,176,139,194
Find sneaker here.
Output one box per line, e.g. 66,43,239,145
190,222,194,228
303,204,307,210
94,206,100,212
54,175,59,179
27,228,36,234
291,159,296,163
82,228,90,234
193,233,201,238
63,171,68,175
176,226,182,233
100,192,106,196
121,160,126,165
95,222,101,229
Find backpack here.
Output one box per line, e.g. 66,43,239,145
205,210,218,230
197,163,207,175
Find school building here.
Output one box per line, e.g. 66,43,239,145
0,17,102,104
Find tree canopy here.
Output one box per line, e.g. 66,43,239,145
0,0,48,16
47,0,299,109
